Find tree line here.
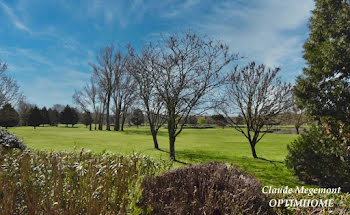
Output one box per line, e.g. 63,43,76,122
1,30,303,161
0,104,79,129
73,30,295,160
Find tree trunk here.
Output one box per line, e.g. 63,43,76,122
121,113,126,131
169,135,176,160
250,143,258,158
168,117,176,160
151,130,159,149
106,96,111,131
114,106,121,131
98,111,104,130
295,125,300,134
98,117,103,130
89,123,92,131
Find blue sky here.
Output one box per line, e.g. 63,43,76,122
0,0,315,108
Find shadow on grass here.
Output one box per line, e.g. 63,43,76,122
156,148,188,165
59,126,79,128
121,129,168,136
257,157,284,168
174,149,304,187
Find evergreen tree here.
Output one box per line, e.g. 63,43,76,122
48,108,59,126
294,0,350,125
40,107,50,126
0,104,19,128
60,105,72,127
28,106,42,129
130,109,144,128
71,108,79,127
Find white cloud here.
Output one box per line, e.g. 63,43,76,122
0,1,31,33
198,0,314,73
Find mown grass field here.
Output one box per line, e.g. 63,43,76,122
9,124,305,187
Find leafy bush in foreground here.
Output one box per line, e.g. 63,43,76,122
286,126,350,192
140,162,275,215
0,149,171,214
0,127,26,150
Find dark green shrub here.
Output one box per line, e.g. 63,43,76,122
286,126,350,192
139,162,275,215
0,127,26,150
0,104,19,128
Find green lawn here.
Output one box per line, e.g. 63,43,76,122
9,124,305,187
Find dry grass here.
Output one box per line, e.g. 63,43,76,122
0,148,171,215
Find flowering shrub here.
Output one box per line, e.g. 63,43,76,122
0,149,171,214
0,127,26,150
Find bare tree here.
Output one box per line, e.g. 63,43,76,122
119,75,137,131
149,32,237,160
0,61,21,107
90,44,118,131
17,97,33,126
73,77,99,130
96,86,107,130
128,45,167,149
291,96,305,134
84,78,99,130
72,88,93,130
110,50,130,131
52,104,65,113
220,62,292,158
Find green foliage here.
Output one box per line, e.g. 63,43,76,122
0,104,19,128
60,105,79,127
211,114,227,123
0,127,26,150
294,0,350,124
197,116,207,125
286,126,350,192
9,125,302,187
0,149,171,214
48,108,59,126
131,109,144,127
28,106,42,128
40,107,50,125
186,115,197,125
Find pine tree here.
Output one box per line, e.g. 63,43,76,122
0,104,19,128
294,0,350,125
48,108,60,126
40,107,50,126
60,105,72,127
71,108,79,127
28,106,42,129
